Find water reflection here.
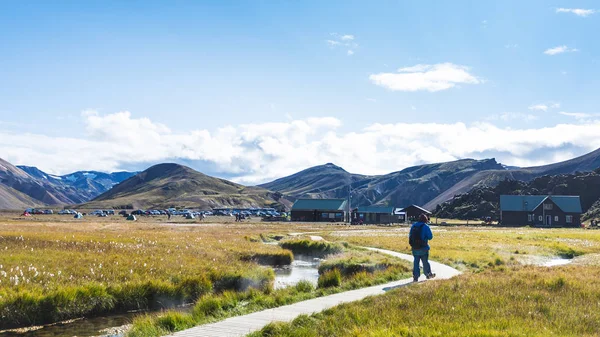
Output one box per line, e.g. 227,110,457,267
273,254,321,289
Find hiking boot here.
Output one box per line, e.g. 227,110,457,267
413,277,419,282
426,273,436,279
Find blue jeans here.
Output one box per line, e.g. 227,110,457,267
413,252,432,279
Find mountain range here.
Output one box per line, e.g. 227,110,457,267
0,158,135,209
1,146,600,211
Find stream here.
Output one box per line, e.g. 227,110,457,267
0,255,322,337
273,254,322,289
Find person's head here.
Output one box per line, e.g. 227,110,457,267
419,213,429,223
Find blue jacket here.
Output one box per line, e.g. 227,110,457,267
410,221,433,254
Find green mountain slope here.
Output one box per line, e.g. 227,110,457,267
86,163,290,210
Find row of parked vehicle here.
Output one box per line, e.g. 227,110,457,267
127,209,214,216
25,208,55,215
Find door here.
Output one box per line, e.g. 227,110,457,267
546,215,552,226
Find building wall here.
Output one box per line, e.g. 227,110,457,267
291,210,345,222
353,212,397,224
501,199,580,227
404,206,431,221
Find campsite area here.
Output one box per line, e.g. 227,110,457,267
1,213,599,337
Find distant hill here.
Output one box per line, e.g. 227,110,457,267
260,163,367,198
434,168,600,220
18,166,137,201
86,163,291,210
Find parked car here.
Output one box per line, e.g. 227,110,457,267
118,210,128,216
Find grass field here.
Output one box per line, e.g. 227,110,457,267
247,225,600,337
325,226,600,272
250,265,600,337
2,214,600,336
0,215,326,329
0,214,406,332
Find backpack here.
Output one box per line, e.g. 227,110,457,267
409,223,426,249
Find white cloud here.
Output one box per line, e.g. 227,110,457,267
559,111,600,120
369,63,481,92
544,45,579,55
528,104,548,112
528,102,560,112
327,33,358,56
3,111,600,184
487,113,539,122
556,8,596,17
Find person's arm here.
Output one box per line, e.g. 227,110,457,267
423,224,433,240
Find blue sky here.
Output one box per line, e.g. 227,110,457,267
1,1,599,183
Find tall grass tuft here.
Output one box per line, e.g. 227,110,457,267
317,269,341,288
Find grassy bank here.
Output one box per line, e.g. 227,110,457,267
280,239,345,257
251,265,600,337
126,245,411,337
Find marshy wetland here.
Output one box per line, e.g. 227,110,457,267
1,214,600,337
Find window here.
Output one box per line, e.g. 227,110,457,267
528,214,533,222
538,215,543,221
566,215,573,223
554,216,559,222
543,203,553,210
321,213,329,218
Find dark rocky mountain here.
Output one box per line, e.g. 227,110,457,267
261,158,504,208
424,147,600,209
86,163,291,210
434,168,600,220
261,147,600,211
17,166,137,203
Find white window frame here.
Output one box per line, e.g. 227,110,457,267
538,215,543,222
554,215,559,222
543,203,553,210
566,215,573,223
527,214,533,222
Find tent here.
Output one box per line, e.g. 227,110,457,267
21,212,31,217
74,213,83,219
126,214,137,221
185,213,195,219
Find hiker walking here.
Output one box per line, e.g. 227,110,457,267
409,213,435,282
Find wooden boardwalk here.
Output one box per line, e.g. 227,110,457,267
169,248,461,337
